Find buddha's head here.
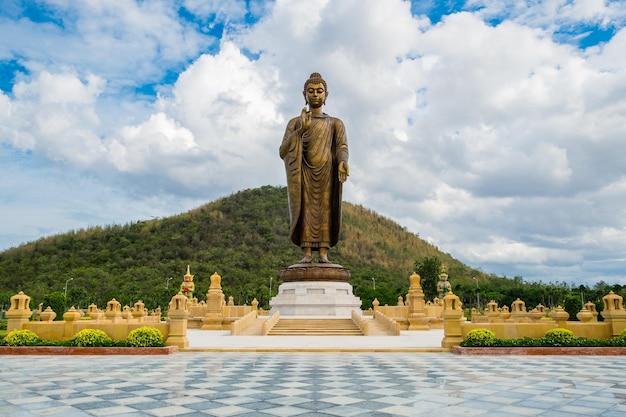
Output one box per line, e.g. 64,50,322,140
303,72,328,107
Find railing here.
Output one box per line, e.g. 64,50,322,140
262,311,280,335
230,309,258,335
373,310,400,336
351,310,370,335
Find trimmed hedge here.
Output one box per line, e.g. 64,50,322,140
2,327,165,347
461,327,626,348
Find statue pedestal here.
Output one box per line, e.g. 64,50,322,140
270,264,361,317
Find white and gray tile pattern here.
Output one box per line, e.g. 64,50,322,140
2,353,626,416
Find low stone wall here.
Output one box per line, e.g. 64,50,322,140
443,290,626,348
186,272,260,331
373,310,400,336
461,321,611,340
262,311,280,335
351,310,370,335
374,306,409,330
370,273,444,331
24,320,170,341
5,291,190,348
231,310,259,335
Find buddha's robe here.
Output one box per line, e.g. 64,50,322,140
279,113,348,249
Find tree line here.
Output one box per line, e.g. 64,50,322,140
0,185,619,319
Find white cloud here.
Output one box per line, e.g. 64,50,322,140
2,0,626,286
154,40,285,191
3,71,105,164
13,71,103,104
468,0,626,30
0,90,12,119
465,237,580,265
183,0,248,20
106,112,198,174
1,0,212,92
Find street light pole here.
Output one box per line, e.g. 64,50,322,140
472,276,480,310
166,277,173,290
371,277,376,290
269,277,273,299
64,277,73,298
580,284,585,306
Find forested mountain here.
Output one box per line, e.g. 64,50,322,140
0,186,475,310
0,185,620,316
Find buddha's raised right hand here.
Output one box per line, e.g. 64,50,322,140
300,107,311,132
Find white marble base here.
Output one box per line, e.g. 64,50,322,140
269,281,362,317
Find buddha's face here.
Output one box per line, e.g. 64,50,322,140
304,82,326,108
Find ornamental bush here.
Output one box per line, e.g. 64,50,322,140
460,326,626,348
462,328,496,347
126,327,163,347
71,329,112,347
543,328,576,346
4,329,41,346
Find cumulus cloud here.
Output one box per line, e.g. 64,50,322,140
106,112,198,174
3,71,105,164
2,0,212,92
154,40,285,192
2,0,626,285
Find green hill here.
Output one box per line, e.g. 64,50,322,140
0,185,493,311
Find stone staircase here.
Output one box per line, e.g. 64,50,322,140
267,318,364,336
365,318,399,336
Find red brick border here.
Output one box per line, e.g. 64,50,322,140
453,346,626,355
0,346,178,355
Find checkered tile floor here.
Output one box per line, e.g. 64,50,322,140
2,353,626,416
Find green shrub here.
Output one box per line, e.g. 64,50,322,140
4,329,41,346
459,326,626,348
620,328,626,339
543,328,576,346
462,328,496,347
608,337,626,347
126,327,164,347
498,337,542,347
71,329,112,347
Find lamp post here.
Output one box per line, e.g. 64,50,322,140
269,277,273,300
166,277,173,290
472,276,480,310
64,277,73,298
371,277,376,290
579,284,585,306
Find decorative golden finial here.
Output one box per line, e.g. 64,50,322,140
184,265,194,282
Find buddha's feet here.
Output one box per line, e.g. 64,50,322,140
319,255,331,263
300,255,313,263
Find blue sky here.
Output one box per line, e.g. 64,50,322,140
2,0,626,286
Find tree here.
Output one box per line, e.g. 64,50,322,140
42,292,66,319
415,256,441,301
563,294,582,321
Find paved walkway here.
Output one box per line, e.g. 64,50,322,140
2,350,626,416
185,329,446,352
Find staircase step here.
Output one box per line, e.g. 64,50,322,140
267,318,364,336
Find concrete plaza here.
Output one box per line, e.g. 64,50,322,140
1,330,626,416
